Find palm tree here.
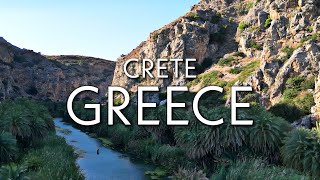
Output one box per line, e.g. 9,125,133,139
174,107,248,159
0,132,17,163
0,164,31,180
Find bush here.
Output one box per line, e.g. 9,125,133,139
238,22,249,32
0,132,17,163
264,16,272,28
248,40,262,50
244,106,291,159
174,168,208,180
187,13,201,21
269,103,304,122
300,33,320,43
229,67,243,74
281,46,295,60
23,134,84,179
209,25,227,44
282,128,320,177
0,99,54,148
293,92,315,114
210,13,221,24
237,60,260,82
217,57,234,66
151,144,186,167
212,159,310,179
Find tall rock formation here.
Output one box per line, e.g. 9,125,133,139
0,37,115,102
112,0,320,121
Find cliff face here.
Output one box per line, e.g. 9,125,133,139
112,0,320,120
112,2,237,92
0,37,115,102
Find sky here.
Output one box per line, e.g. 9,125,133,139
0,0,199,61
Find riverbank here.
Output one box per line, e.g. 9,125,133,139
0,99,84,180
54,118,153,180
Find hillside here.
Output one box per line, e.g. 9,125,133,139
112,0,320,124
0,37,115,102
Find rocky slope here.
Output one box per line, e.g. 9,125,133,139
0,37,115,102
112,0,320,122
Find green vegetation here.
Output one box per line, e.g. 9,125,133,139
282,128,320,177
237,60,260,82
0,164,31,180
248,39,262,50
187,13,201,21
229,67,242,74
212,159,310,179
269,103,304,123
22,134,83,180
209,25,228,44
0,133,17,163
217,56,234,66
187,70,227,87
0,99,83,179
152,30,163,41
306,26,313,33
238,22,249,32
264,16,272,29
46,87,319,179
236,2,254,15
281,46,295,61
270,76,315,122
300,33,320,43
210,13,221,24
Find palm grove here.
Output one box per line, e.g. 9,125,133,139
48,89,320,179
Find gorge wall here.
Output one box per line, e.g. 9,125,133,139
112,0,320,121
0,37,115,102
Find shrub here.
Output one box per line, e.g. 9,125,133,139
23,134,84,179
0,164,31,180
282,128,320,177
217,57,234,66
210,13,221,24
269,103,304,122
174,168,208,180
293,92,315,114
107,124,131,148
238,22,249,32
281,46,295,59
237,60,260,82
187,13,201,21
151,144,186,167
212,159,311,179
209,25,227,44
283,88,299,100
0,132,17,163
233,52,246,58
306,26,313,33
0,99,54,148
300,33,320,43
248,40,262,50
229,67,243,74
174,107,249,159
244,106,291,159
264,16,272,28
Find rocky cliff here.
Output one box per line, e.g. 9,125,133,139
0,37,115,102
112,0,320,122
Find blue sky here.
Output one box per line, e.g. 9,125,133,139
0,0,199,60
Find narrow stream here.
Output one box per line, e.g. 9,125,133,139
54,118,152,180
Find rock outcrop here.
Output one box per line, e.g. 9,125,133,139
0,37,115,102
112,0,320,121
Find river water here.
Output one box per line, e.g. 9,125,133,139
54,118,152,180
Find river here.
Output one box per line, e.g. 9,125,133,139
54,118,153,180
